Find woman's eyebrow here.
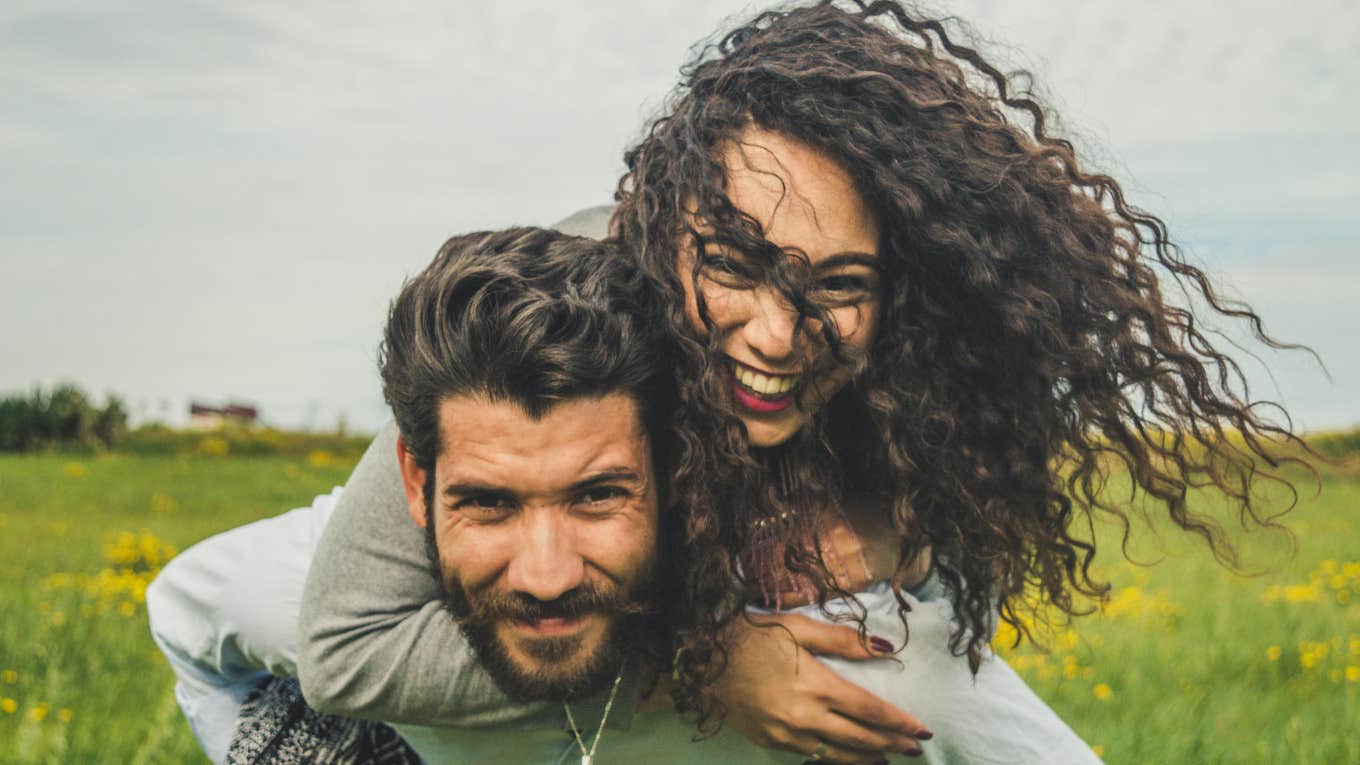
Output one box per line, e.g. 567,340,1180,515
814,252,880,270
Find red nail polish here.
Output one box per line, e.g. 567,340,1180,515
916,728,934,741
906,747,924,758
870,636,894,654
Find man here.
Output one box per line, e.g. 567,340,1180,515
150,228,684,762
150,227,875,763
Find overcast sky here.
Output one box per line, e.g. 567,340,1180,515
2,0,1356,432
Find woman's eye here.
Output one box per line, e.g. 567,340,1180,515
812,273,877,303
704,255,738,272
699,252,757,285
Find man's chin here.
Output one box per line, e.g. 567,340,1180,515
468,615,624,702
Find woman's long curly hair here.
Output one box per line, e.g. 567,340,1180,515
611,0,1312,730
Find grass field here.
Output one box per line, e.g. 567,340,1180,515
0,452,1356,763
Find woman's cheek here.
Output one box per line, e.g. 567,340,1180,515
836,303,878,348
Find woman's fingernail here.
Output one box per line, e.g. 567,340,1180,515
870,636,894,654
905,746,924,758
916,728,934,740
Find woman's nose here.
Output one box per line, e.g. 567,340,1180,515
740,286,813,363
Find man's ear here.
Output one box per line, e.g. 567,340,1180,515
396,435,429,529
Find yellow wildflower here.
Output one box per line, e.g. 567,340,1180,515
150,492,179,514
1,670,15,684
1092,745,1105,758
1347,666,1360,683
118,601,136,617
1283,585,1322,603
29,703,48,722
1266,646,1282,662
58,708,73,722
1093,683,1113,701
1,698,16,714
63,462,87,479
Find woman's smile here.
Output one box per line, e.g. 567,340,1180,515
726,357,801,413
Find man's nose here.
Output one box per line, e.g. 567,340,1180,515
504,508,585,603
741,286,814,363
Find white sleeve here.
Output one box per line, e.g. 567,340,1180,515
784,583,1102,765
146,490,339,763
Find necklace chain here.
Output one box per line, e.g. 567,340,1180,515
563,668,625,765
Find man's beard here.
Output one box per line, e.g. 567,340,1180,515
424,518,657,703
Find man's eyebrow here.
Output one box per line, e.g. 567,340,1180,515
569,468,646,491
442,482,509,498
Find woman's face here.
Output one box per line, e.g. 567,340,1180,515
681,127,882,448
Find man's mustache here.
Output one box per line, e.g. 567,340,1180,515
459,581,658,625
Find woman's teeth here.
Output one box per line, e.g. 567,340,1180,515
732,363,800,397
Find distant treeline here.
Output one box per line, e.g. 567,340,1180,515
0,384,371,458
2,383,1355,462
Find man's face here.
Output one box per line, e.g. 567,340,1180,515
399,392,659,702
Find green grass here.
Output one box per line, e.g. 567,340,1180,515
0,453,354,764
0,453,1355,763
993,470,1360,764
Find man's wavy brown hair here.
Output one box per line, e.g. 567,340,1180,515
611,0,1311,730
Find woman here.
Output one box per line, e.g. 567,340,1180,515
160,2,1305,763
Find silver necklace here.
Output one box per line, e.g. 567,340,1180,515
563,668,625,765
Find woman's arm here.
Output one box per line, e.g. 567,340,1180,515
294,421,555,726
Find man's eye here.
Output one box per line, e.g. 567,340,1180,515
578,486,629,508
457,494,514,518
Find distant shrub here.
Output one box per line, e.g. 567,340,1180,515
121,423,370,459
1307,429,1360,461
0,384,127,452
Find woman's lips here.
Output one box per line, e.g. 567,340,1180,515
732,381,795,413
725,361,798,414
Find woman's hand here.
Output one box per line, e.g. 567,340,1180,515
716,613,930,763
